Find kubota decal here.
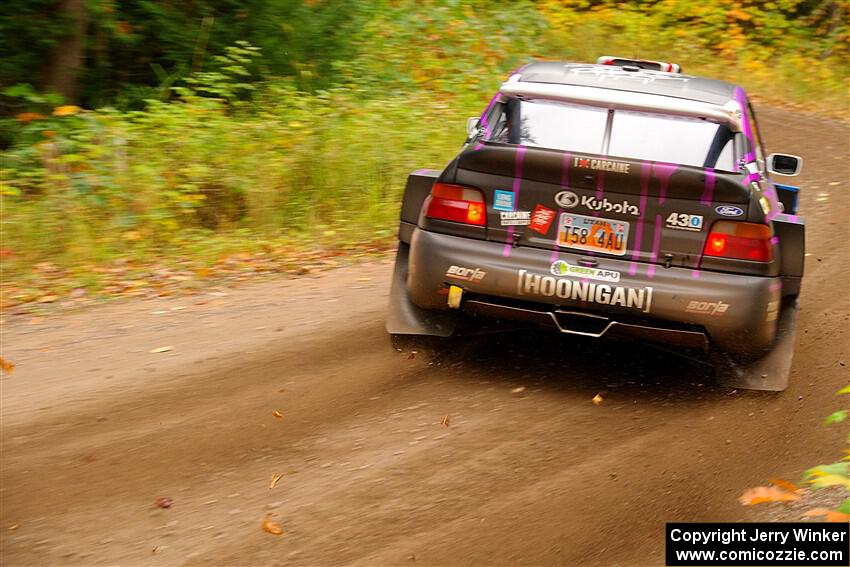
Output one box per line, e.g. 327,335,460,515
580,195,640,216
555,191,579,208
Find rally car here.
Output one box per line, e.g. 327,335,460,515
387,58,805,390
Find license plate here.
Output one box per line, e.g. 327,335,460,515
557,212,629,256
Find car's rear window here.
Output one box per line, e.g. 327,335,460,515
484,99,737,171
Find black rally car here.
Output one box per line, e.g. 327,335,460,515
387,58,805,389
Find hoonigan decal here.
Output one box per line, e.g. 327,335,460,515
516,270,653,313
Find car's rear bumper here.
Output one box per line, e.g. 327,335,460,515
406,228,782,354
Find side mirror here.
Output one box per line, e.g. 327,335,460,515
466,117,479,137
767,153,803,176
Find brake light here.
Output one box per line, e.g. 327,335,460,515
703,221,773,262
426,183,486,226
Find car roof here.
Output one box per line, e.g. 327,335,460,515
515,62,739,106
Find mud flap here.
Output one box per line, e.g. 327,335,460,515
386,242,458,337
713,299,799,391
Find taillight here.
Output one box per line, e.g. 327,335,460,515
425,183,486,226
703,221,773,262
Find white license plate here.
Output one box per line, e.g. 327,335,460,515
556,212,629,256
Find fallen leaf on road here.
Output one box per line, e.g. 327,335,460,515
7,524,18,531
440,415,450,427
739,486,800,505
592,394,603,405
269,473,283,489
152,546,160,554
154,497,173,509
149,346,173,353
0,357,14,375
803,508,850,522
767,477,801,494
407,352,416,360
273,410,284,420
511,387,525,394
803,508,833,518
262,513,283,535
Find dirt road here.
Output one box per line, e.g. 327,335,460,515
1,108,848,566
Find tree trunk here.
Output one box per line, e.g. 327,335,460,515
43,0,88,103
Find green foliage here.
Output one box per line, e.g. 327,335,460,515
538,0,848,114
0,0,372,108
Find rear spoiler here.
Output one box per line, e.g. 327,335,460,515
499,81,743,132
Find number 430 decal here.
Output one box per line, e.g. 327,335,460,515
665,212,704,232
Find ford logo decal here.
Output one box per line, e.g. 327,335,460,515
555,191,579,208
715,205,744,217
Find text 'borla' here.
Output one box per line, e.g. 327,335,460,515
516,270,653,313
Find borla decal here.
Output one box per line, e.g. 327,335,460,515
550,260,621,283
517,269,653,313
445,265,486,283
500,211,531,226
574,157,631,174
685,300,729,316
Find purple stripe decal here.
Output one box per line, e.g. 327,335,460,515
768,282,781,292
412,168,438,176
629,161,651,276
701,168,716,206
734,87,756,162
502,145,527,257
652,162,677,205
647,214,663,279
550,152,572,263
770,236,779,245
689,167,717,276
594,170,606,201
